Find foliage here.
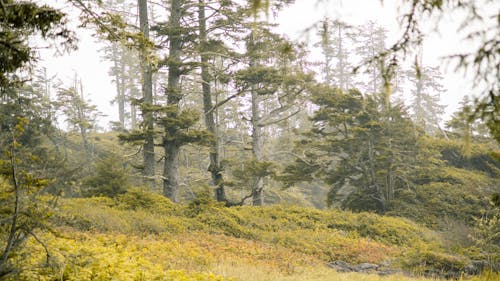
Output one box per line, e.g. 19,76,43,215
52,193,448,267
0,117,53,277
0,0,75,89
282,86,417,212
469,200,500,270
81,153,130,197
402,250,468,279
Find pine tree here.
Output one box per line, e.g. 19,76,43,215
236,25,310,205
281,85,416,212
138,0,155,187
315,18,354,91
406,65,446,135
54,76,102,158
353,21,387,95
0,2,72,272
196,0,247,203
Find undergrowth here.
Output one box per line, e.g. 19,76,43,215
4,188,491,280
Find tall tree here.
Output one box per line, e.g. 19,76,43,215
54,76,101,158
236,26,310,205
315,18,354,91
138,0,155,186
0,1,73,276
406,65,446,136
197,0,227,202
353,21,388,95
162,0,183,201
281,85,416,212
156,0,210,202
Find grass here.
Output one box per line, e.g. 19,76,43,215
6,189,493,280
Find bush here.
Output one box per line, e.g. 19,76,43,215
115,188,177,214
403,250,468,278
81,154,130,197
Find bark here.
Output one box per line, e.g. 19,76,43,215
112,44,125,129
386,138,394,203
198,0,226,202
251,87,264,206
338,25,345,91
163,144,180,201
138,0,155,187
247,32,264,206
75,79,91,158
163,0,182,201
130,92,137,129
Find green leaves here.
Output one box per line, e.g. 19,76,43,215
0,0,74,89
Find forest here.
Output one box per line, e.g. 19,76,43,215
0,0,499,280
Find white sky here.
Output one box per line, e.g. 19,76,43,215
37,0,486,129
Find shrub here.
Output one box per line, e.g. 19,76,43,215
81,154,130,197
403,250,468,278
115,188,177,214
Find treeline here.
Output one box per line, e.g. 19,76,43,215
1,0,498,207
0,0,499,278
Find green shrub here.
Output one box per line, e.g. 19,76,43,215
81,154,130,197
403,250,468,277
115,188,177,214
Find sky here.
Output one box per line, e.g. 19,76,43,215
37,0,484,129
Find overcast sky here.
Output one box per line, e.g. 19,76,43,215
38,0,481,129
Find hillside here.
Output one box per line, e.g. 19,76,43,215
0,187,494,280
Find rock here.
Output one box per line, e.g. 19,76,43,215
327,260,403,276
353,262,379,272
327,260,354,272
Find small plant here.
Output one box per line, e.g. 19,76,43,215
81,154,130,197
469,199,500,272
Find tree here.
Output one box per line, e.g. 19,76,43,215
138,0,155,187
81,153,130,197
155,0,211,202
406,65,446,136
358,0,499,141
315,18,354,91
0,0,75,90
197,0,237,203
236,25,311,205
0,117,54,277
99,0,130,130
54,76,101,158
353,21,388,95
281,85,417,212
0,5,73,274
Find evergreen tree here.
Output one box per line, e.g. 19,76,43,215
315,18,354,91
196,0,248,203
54,76,102,158
0,0,74,90
154,0,211,202
406,65,446,135
138,0,155,187
0,1,72,270
281,85,416,212
353,21,387,95
236,25,311,205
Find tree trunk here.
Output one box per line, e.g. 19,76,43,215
75,79,91,158
163,143,180,202
251,87,264,206
116,45,126,129
338,25,345,92
163,0,182,201
130,89,137,129
111,44,125,129
198,0,226,202
138,0,155,188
